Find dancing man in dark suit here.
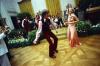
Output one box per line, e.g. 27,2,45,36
41,10,58,58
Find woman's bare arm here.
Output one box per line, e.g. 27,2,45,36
73,14,79,23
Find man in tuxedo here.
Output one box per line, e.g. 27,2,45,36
41,10,58,58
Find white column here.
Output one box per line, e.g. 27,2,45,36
1,1,14,29
60,0,75,11
31,0,47,15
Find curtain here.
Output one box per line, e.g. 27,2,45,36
74,0,80,6
45,0,61,16
18,0,34,17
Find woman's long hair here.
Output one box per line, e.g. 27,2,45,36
67,4,74,16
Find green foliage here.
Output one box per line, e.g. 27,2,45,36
8,38,28,45
8,29,24,39
76,21,91,32
28,30,37,43
7,29,37,48
76,21,100,36
17,12,32,20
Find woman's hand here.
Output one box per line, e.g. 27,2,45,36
64,21,68,26
65,21,74,24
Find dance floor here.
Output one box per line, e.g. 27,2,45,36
10,28,100,66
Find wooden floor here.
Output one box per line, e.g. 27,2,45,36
10,28,100,66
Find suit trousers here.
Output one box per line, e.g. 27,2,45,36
44,31,58,57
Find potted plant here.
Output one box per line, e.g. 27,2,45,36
76,21,91,36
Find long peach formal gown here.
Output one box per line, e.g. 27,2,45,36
67,14,80,47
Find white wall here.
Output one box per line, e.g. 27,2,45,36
60,0,76,11
0,1,1,17
1,1,14,29
1,0,20,16
4,0,16,12
31,0,47,15
0,0,21,29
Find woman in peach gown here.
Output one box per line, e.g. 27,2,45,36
66,8,80,47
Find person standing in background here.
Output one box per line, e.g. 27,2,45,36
17,18,22,29
58,16,64,27
22,17,31,38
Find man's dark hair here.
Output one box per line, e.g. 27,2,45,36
41,10,49,18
